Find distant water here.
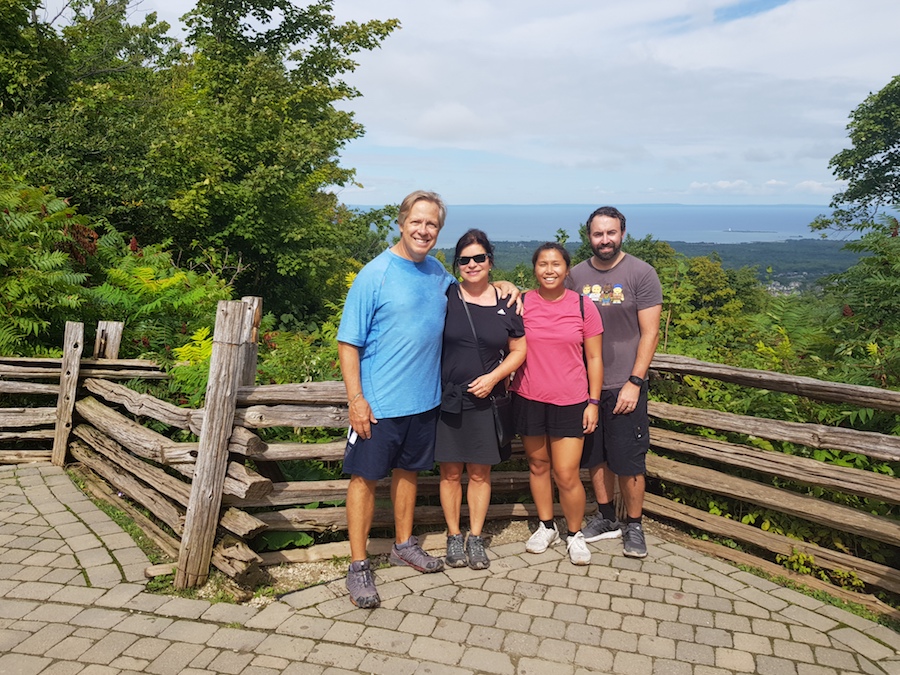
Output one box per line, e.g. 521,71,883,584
425,204,831,245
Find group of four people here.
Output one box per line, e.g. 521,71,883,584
337,191,662,609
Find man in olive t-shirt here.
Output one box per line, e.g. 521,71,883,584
566,206,662,558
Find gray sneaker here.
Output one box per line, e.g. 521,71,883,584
582,514,623,543
346,559,380,609
466,534,490,570
445,534,467,568
623,522,648,558
390,535,445,573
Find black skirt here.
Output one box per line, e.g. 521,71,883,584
435,404,505,465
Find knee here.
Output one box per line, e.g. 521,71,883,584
552,469,581,492
467,466,491,485
441,465,463,483
528,458,551,476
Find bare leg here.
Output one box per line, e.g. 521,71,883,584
619,473,645,519
549,436,586,533
465,463,492,536
347,475,376,561
523,435,554,521
392,468,418,544
439,462,464,536
589,463,615,504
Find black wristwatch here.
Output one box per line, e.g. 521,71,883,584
628,375,645,387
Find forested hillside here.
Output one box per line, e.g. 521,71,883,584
439,237,861,290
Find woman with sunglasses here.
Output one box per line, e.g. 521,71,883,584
437,229,526,570
509,242,603,565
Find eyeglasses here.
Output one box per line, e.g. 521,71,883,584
456,253,488,266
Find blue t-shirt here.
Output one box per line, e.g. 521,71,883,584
337,249,453,418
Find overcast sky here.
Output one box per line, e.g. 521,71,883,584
48,0,900,207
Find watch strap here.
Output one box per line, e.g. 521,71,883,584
628,375,645,387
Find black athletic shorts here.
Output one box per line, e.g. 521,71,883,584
512,393,586,439
580,381,649,476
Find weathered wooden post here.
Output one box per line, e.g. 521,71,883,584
93,321,124,359
239,297,262,387
237,296,286,482
52,321,84,466
175,300,251,589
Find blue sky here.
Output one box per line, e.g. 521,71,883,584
45,0,900,208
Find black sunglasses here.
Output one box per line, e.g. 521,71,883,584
456,253,489,266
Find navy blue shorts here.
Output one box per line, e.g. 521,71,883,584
342,407,439,480
580,382,649,476
512,393,586,439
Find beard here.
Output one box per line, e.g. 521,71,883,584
592,241,621,261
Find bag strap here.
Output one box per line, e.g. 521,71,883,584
457,286,492,377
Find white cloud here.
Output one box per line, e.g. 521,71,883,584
792,180,837,195
43,0,900,205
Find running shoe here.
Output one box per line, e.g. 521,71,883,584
346,559,380,609
390,535,445,572
525,521,560,554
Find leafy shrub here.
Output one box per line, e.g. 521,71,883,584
0,176,92,354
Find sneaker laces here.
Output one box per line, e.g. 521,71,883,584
350,562,375,587
357,565,375,586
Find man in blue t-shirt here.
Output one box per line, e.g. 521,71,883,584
337,190,455,610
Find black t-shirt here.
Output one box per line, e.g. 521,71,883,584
441,286,525,408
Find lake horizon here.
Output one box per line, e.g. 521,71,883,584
346,203,833,245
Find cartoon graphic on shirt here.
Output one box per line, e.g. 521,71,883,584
583,283,626,305
600,283,612,305
584,284,604,304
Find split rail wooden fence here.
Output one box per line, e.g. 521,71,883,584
1,300,898,618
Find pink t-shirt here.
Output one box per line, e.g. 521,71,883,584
510,289,603,406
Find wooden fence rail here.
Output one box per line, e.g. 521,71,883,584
1,306,898,617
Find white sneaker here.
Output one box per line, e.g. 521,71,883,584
567,531,591,565
526,522,560,554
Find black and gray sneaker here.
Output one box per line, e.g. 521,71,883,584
346,559,380,609
445,533,467,568
622,522,648,558
466,534,490,570
582,514,623,543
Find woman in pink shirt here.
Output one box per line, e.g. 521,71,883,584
509,243,603,565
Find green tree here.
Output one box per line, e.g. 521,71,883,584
0,0,178,235
807,75,900,388
0,0,68,111
0,0,399,322
813,74,900,233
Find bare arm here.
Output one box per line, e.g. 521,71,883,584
467,335,527,398
492,280,523,312
583,334,603,431
613,304,661,414
338,341,378,439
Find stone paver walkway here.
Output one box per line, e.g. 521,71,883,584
1,463,899,675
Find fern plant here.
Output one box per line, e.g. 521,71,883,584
80,229,233,361
0,177,93,355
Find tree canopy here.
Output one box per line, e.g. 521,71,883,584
817,74,900,231
0,0,398,322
